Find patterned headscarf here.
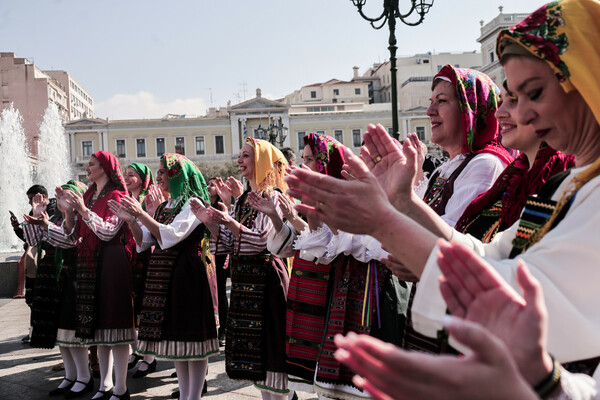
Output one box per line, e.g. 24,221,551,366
245,137,288,193
303,133,347,178
434,65,513,165
160,153,209,206
497,0,600,125
127,163,154,205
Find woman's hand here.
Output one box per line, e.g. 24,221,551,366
31,193,47,217
120,195,145,218
108,200,135,224
23,211,50,230
333,318,537,400
407,132,426,184
382,255,419,282
247,192,277,217
190,198,222,235
55,187,74,214
285,147,397,237
360,124,419,209
226,176,244,199
62,189,87,215
437,240,553,386
144,185,164,217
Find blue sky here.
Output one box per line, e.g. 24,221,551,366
1,0,548,119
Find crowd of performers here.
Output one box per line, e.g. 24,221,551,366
16,1,600,399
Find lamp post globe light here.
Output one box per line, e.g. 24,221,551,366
350,0,434,140
255,120,288,147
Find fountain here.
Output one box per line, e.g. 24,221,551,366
36,103,72,193
0,104,34,253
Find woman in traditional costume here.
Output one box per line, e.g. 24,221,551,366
286,0,600,395
110,153,218,400
123,162,157,377
22,181,89,396
403,65,513,354
48,151,135,400
193,138,290,400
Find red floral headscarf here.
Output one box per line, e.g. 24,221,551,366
434,65,513,165
303,133,346,178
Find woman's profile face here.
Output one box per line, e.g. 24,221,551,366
124,167,142,193
85,155,106,183
156,162,170,193
207,179,218,199
302,145,317,171
495,88,541,154
504,56,591,155
427,80,464,155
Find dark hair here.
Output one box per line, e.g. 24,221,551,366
279,147,296,164
27,185,48,197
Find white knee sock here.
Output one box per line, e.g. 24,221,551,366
111,344,129,396
58,346,77,386
70,347,90,391
187,360,208,400
174,361,190,400
97,345,114,391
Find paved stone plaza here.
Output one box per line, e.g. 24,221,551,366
0,298,317,400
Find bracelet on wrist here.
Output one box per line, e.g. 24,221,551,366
534,355,561,399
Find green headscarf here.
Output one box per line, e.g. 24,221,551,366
160,153,209,207
127,162,155,208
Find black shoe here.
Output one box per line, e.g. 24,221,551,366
21,335,30,343
48,378,75,396
291,391,298,400
170,390,180,399
111,389,130,400
132,359,156,378
91,388,113,400
127,354,142,370
64,377,94,398
170,371,177,378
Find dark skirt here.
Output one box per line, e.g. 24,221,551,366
226,253,289,382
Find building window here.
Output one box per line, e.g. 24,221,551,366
215,135,224,154
116,139,126,157
333,89,339,96
352,129,362,147
136,139,146,158
82,141,93,157
297,131,306,151
175,137,185,155
422,59,429,64
310,91,317,98
416,126,426,141
195,136,205,155
316,130,325,135
334,129,343,143
156,138,165,157
355,88,361,95
489,52,495,63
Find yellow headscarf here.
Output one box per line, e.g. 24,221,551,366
245,137,289,193
497,0,600,124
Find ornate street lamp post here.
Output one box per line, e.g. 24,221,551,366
350,0,434,140
255,119,288,147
